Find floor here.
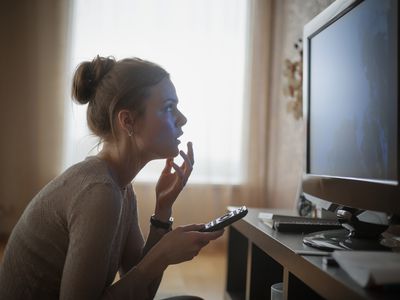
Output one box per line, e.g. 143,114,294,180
156,245,227,300
0,240,227,300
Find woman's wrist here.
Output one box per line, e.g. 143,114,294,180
154,206,172,222
150,214,173,231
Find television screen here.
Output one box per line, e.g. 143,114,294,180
303,0,400,250
308,0,398,182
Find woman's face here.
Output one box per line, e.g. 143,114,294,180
134,77,187,160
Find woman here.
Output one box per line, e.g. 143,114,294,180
0,56,223,299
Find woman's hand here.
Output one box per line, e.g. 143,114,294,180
155,142,194,220
156,224,224,266
135,224,223,283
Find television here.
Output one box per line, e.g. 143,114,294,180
302,0,399,250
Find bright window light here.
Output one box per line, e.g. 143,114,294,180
64,0,248,184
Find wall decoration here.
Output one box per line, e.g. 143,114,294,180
283,38,303,120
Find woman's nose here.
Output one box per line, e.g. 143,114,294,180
176,109,187,127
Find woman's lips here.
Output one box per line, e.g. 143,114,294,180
176,132,183,144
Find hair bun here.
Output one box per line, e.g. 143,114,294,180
72,55,116,104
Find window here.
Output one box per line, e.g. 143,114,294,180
64,0,248,184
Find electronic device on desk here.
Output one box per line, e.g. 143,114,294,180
301,0,399,251
275,217,341,233
259,213,342,233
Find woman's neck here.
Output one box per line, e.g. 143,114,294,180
97,141,145,189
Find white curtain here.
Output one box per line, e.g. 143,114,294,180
64,0,248,184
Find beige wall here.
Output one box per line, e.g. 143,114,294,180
0,1,69,236
265,0,334,209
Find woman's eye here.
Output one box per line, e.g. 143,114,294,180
165,104,174,112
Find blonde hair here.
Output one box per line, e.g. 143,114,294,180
72,55,169,138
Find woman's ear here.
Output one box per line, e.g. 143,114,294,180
117,109,136,136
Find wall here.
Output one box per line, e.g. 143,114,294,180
265,0,334,209
0,1,69,236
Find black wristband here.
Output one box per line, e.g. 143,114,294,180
150,214,174,230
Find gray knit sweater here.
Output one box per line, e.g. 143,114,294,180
0,156,157,299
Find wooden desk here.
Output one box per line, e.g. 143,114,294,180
225,207,398,300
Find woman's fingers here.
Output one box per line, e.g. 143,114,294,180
180,223,205,231
161,158,173,174
160,142,194,190
161,225,224,266
207,229,225,240
179,224,225,241
179,150,193,175
177,142,194,167
187,142,194,165
171,162,185,181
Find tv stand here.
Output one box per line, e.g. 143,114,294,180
225,207,398,300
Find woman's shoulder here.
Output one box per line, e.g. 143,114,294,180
62,156,114,185
51,157,122,211
27,157,116,209
65,170,124,227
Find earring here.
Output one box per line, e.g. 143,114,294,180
128,131,133,137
